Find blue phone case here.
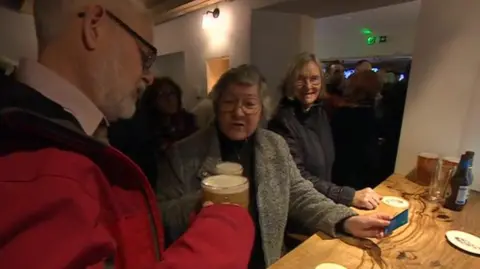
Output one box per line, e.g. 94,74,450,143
384,208,409,235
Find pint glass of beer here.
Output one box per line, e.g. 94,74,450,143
201,175,249,208
215,162,244,176
416,152,439,186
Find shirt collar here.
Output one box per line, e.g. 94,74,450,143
15,59,106,136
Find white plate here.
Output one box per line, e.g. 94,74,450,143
315,263,347,269
381,196,409,208
446,230,480,255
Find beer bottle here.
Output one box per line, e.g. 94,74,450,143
465,151,475,201
444,154,470,211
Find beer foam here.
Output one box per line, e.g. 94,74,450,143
215,162,243,175
443,156,460,164
202,175,249,194
315,263,346,269
419,152,439,159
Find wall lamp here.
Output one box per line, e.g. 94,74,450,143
206,8,220,19
202,8,220,29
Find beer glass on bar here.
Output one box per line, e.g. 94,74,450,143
416,152,439,186
427,157,458,202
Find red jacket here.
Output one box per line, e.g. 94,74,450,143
0,75,255,269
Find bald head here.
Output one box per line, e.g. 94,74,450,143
33,0,150,52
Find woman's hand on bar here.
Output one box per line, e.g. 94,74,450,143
353,188,383,210
343,213,392,239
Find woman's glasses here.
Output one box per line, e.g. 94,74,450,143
219,98,261,115
295,75,321,88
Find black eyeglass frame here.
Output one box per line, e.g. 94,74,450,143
78,9,157,71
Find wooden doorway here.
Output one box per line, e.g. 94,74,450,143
206,56,230,93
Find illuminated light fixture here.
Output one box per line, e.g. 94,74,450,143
202,7,220,30
361,28,373,35
367,36,377,45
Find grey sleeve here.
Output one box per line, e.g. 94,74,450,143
282,140,357,237
157,192,202,244
156,153,202,244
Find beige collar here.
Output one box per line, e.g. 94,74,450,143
15,59,106,136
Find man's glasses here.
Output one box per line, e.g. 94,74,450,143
78,10,157,71
219,98,261,115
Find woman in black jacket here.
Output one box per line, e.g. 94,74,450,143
268,53,381,210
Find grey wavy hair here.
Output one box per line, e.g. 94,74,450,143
210,64,269,118
280,52,326,98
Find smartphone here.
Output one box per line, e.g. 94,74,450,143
384,208,409,235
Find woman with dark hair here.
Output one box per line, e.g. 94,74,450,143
330,70,383,189
109,77,197,188
142,77,198,149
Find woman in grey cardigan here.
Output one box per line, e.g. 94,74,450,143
157,64,391,268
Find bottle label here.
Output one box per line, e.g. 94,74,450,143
455,186,469,205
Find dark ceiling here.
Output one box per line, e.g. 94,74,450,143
261,0,417,18
0,0,224,24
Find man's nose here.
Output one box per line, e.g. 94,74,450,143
142,70,155,86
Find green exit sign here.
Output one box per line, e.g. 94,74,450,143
366,35,387,45
367,36,377,45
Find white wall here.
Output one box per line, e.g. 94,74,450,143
315,1,420,60
250,10,315,115
396,0,480,191
153,0,292,109
153,0,251,109
0,7,37,62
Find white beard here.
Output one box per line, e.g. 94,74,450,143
90,46,144,121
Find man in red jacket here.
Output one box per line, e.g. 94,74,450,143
0,1,254,269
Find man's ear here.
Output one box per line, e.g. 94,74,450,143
81,5,107,51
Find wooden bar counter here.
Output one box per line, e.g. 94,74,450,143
270,175,480,269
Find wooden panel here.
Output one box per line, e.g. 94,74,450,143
206,56,229,93
20,0,32,14
270,175,480,269
12,0,219,25
5,0,33,14
152,0,223,24
149,0,193,11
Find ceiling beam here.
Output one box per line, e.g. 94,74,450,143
152,0,224,25
4,0,33,14
11,0,225,26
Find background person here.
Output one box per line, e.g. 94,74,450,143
355,59,373,73
330,70,383,190
191,89,215,129
143,77,198,149
269,53,382,210
109,77,198,188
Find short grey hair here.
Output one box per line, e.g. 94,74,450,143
280,52,326,98
210,64,268,117
33,0,148,52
